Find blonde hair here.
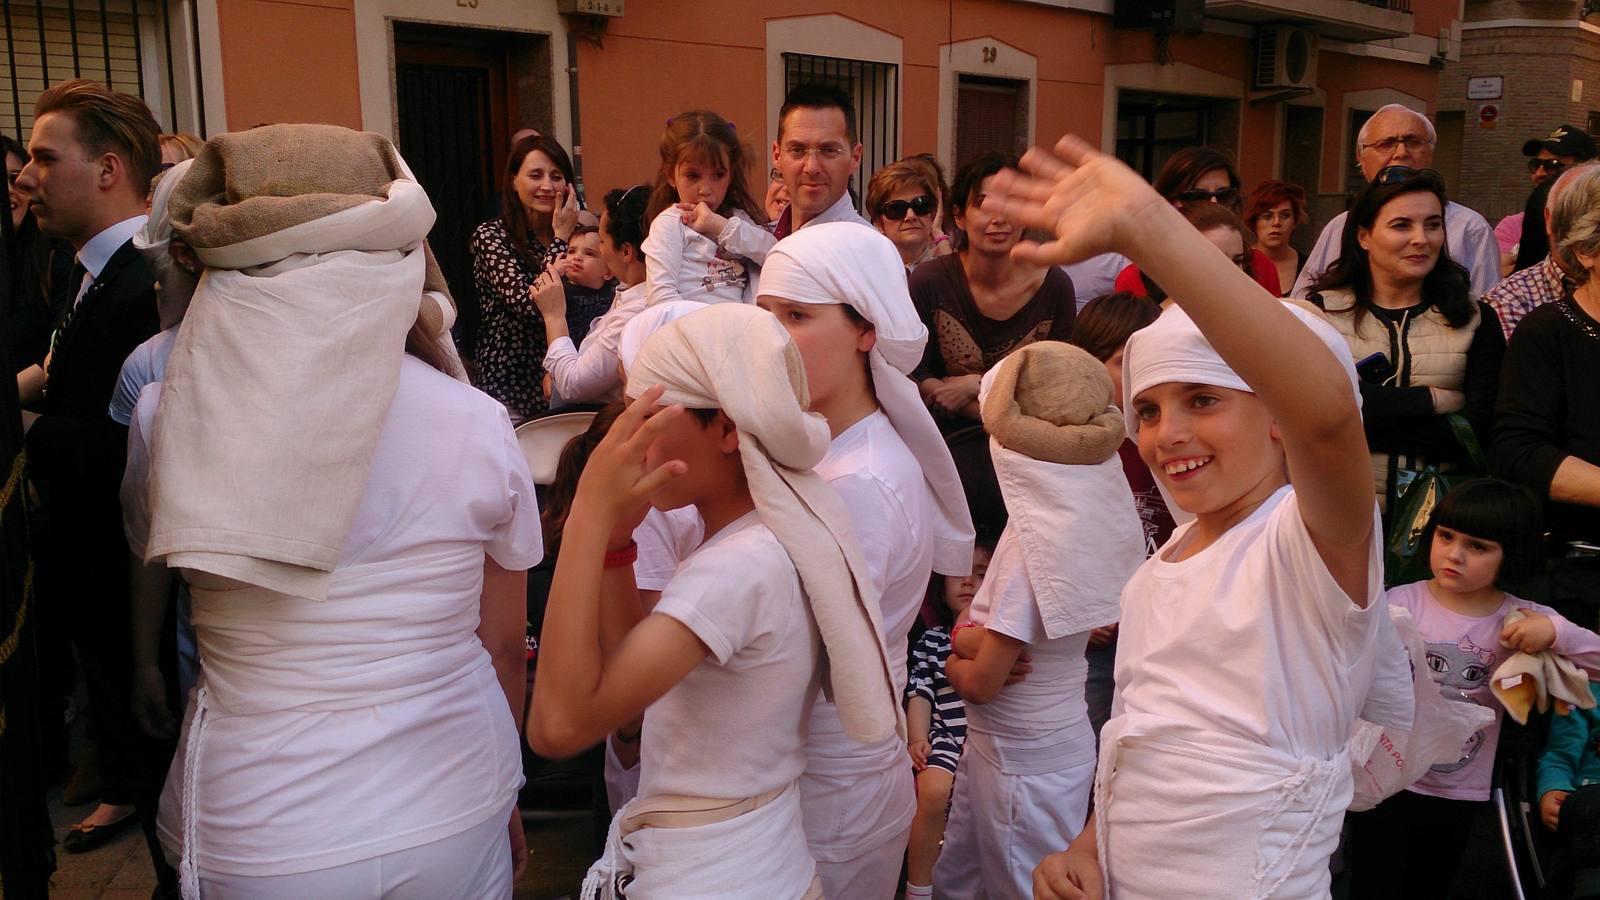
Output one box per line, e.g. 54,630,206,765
35,79,161,194
160,132,204,161
1550,164,1600,284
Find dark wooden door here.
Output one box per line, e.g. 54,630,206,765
395,25,512,360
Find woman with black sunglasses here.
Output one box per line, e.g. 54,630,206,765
1152,147,1286,295
866,161,946,271
1307,166,1506,516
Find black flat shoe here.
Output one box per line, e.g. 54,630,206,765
61,812,137,853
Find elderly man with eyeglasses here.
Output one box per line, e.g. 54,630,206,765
770,82,870,237
1290,103,1500,299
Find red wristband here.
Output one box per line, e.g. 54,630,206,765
603,541,638,569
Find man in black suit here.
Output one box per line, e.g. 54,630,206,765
14,80,165,883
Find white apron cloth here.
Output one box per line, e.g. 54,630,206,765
1095,715,1351,900
583,783,819,900
934,730,1096,900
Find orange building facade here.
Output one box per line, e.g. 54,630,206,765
0,0,1466,295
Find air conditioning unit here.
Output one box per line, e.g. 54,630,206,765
1254,27,1318,91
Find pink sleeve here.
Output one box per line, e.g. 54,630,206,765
1538,603,1600,674
1494,215,1521,254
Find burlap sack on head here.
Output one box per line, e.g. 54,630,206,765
980,341,1125,466
146,124,448,601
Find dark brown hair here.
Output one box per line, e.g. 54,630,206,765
500,133,577,264
646,110,765,226
540,403,625,558
35,79,161,195
1071,292,1162,362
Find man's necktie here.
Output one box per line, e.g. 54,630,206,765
46,259,91,365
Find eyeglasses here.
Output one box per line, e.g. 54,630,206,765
1529,158,1567,174
1231,252,1252,271
1362,136,1431,155
5,171,19,186
1373,165,1446,188
769,167,781,181
158,161,176,173
880,194,936,220
1174,187,1238,207
782,142,850,163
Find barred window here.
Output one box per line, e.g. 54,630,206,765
0,0,199,141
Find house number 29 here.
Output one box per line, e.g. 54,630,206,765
982,45,997,63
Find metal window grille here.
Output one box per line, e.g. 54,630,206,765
782,52,899,212
0,0,199,141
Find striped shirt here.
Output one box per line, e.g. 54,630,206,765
906,626,968,745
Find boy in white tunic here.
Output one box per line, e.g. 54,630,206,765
528,303,903,900
982,137,1386,900
754,222,975,899
938,341,1146,900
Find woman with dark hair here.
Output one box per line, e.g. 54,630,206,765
910,153,1076,424
1151,147,1285,295
1308,166,1506,511
470,133,581,421
3,133,74,369
1245,180,1309,293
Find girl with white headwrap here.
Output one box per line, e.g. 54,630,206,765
982,138,1388,900
753,221,975,899
528,303,902,899
935,341,1146,900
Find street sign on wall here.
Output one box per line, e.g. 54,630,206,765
1466,76,1503,100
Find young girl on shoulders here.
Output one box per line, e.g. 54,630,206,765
1347,478,1600,898
641,110,775,307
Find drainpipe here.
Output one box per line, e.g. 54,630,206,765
567,29,585,209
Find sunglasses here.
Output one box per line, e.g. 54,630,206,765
1529,158,1567,174
1174,187,1238,207
1373,165,1446,188
880,194,936,220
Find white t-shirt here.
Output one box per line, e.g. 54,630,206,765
967,529,1094,763
641,206,775,306
641,511,821,800
128,356,544,875
108,326,178,426
1113,486,1385,762
804,411,933,772
634,506,703,592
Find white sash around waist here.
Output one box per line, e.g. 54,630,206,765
583,782,818,900
1094,713,1352,899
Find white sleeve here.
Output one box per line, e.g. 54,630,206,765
543,330,621,403
120,384,160,558
107,345,151,426
634,507,702,591
1457,210,1503,296
973,533,1045,645
486,410,545,570
1290,220,1340,298
641,208,688,308
653,537,785,664
715,211,778,266
1267,490,1382,645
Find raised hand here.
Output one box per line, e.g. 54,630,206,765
571,384,687,538
531,262,566,319
553,184,580,242
980,135,1170,269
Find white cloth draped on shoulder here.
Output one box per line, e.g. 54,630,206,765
758,222,975,576
976,343,1145,638
146,125,461,601
626,303,903,746
619,300,704,374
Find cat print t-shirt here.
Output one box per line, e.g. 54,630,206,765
1387,581,1600,801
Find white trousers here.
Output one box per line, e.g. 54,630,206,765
933,732,1094,900
801,763,915,900
195,802,512,900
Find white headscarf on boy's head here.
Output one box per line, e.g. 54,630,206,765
1121,301,1361,438
758,221,976,576
134,158,199,330
618,300,704,374
627,303,904,745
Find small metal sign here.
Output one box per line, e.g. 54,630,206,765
1479,103,1500,128
1467,76,1503,100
